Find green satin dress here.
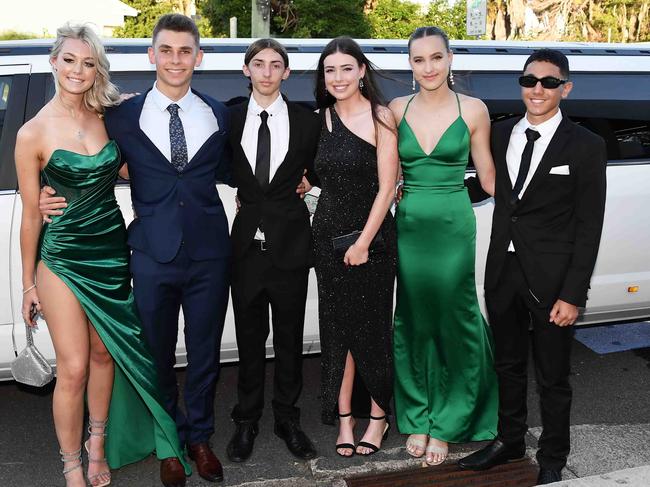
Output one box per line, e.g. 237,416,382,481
393,94,498,442
39,141,191,473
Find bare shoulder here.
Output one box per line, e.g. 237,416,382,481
458,93,489,118
388,95,412,123
376,105,396,128
16,117,43,149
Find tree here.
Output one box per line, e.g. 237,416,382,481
0,30,36,40
114,0,213,38
366,0,423,39
366,0,469,39
422,0,468,40
200,0,370,38
113,0,176,38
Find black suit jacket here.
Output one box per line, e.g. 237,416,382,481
484,115,607,307
228,97,321,270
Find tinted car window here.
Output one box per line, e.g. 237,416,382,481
0,77,12,142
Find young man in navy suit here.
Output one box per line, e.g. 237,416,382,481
40,14,230,487
459,50,607,484
225,39,320,463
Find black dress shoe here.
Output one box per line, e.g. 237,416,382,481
226,421,259,463
458,439,526,471
537,467,562,484
274,420,317,460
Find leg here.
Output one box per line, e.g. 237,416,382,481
181,256,229,445
130,250,185,443
529,304,573,471
231,247,271,423
85,323,113,486
267,265,309,422
356,396,390,456
37,263,90,487
486,254,531,449
336,351,356,456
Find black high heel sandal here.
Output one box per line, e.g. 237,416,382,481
335,412,356,457
356,415,390,456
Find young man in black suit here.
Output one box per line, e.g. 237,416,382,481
225,39,320,463
459,50,607,484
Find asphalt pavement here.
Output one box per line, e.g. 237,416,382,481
1,331,650,486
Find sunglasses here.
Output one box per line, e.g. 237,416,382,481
518,75,568,89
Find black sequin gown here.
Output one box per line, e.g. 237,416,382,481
313,107,397,425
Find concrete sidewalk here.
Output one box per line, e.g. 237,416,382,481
550,465,650,486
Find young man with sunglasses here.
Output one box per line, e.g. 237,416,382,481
459,49,607,484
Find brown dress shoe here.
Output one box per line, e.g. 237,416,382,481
188,443,224,482
160,457,186,487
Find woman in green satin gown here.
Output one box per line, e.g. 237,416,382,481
15,25,189,487
389,27,499,466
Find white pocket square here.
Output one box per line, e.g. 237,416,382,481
549,165,570,175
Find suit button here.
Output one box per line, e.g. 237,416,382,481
178,173,183,179
179,201,185,207
511,216,518,222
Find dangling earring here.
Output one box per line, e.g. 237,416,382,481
359,78,364,90
448,68,455,86
412,76,416,92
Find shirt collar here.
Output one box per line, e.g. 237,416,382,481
247,93,286,118
150,82,194,114
516,109,563,139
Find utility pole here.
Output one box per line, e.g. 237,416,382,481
251,0,271,38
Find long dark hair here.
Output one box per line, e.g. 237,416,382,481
315,36,391,134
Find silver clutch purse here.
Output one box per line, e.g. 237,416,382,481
11,323,54,387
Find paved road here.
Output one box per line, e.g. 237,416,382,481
1,332,649,486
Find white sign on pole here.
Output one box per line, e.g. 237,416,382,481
466,0,487,37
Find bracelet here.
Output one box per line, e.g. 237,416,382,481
23,284,37,294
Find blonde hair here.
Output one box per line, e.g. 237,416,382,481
50,23,120,114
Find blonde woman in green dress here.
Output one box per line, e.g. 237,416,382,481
16,24,189,487
389,26,498,466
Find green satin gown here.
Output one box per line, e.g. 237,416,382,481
393,94,498,442
39,141,191,473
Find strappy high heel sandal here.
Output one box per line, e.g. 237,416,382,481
335,412,356,457
84,417,111,487
356,414,390,456
425,437,448,466
60,447,83,485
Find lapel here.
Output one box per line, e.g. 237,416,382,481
518,116,573,205
494,117,520,196
121,89,176,174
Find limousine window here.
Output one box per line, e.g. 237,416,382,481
0,77,11,142
44,70,650,166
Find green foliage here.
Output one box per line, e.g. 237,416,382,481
279,0,370,38
422,0,468,40
367,0,469,39
200,0,369,38
113,0,176,38
367,0,423,39
199,0,251,37
0,30,37,40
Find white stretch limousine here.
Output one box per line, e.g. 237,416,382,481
1,39,649,380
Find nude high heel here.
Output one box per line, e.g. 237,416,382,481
84,417,111,487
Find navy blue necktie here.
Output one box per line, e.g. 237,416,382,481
167,103,188,172
511,128,541,204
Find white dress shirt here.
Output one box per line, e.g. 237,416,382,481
240,94,290,241
505,109,563,251
139,82,219,163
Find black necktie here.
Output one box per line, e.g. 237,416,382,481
255,110,271,189
511,128,541,204
167,103,188,172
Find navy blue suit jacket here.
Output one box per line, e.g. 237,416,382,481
105,89,232,264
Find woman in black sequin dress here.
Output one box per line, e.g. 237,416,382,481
312,37,398,457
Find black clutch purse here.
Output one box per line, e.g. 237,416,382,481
331,230,385,256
